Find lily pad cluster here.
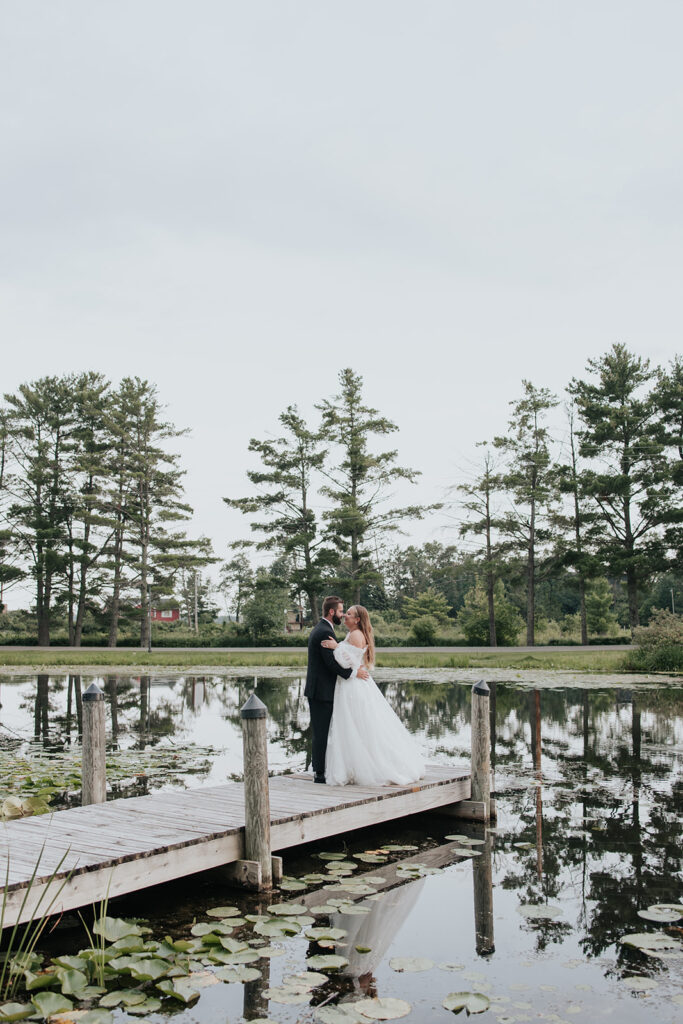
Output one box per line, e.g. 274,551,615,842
0,745,216,819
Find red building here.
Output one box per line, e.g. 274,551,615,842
151,606,180,623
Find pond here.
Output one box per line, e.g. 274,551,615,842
1,672,682,1023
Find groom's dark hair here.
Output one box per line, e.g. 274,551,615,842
322,595,343,617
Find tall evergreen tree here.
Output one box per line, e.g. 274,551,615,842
224,405,328,621
3,376,77,644
568,344,670,631
652,355,683,564
458,444,500,646
114,378,193,647
318,369,437,605
493,380,559,645
551,402,600,645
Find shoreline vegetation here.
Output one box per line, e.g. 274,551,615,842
0,646,678,675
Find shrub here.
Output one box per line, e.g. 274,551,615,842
402,589,451,625
457,581,523,646
623,609,683,672
409,615,439,645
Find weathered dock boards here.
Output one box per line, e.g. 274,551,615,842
1,763,470,928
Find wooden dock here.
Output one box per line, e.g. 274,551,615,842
1,763,472,928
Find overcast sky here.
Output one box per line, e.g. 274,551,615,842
2,2,682,606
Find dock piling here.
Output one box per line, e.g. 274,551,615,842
471,679,492,821
240,693,272,888
82,682,106,805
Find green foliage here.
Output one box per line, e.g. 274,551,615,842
242,569,288,640
409,615,439,645
624,609,683,671
402,588,450,625
318,369,438,604
457,581,523,646
585,578,618,636
224,406,329,620
568,344,672,631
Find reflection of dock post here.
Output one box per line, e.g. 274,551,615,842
82,682,106,805
242,952,270,1021
472,836,495,956
241,693,272,889
471,680,492,820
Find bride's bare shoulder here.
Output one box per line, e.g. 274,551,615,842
347,629,365,648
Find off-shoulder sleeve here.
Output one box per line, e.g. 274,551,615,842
333,643,365,671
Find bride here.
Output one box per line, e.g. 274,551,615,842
321,605,425,787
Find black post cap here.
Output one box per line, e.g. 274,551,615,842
82,682,105,702
472,679,490,697
240,692,267,719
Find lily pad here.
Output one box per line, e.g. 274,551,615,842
99,989,148,1008
318,852,348,861
389,956,434,972
382,844,418,852
619,932,681,951
156,979,200,1004
443,992,491,1014
77,1013,113,1024
306,954,350,970
24,970,60,992
621,977,658,991
263,987,311,1004
128,959,170,982
31,992,74,1017
315,1007,366,1024
215,966,261,983
638,907,682,923
206,906,241,917
354,997,412,1019
267,902,307,916
445,835,471,843
218,937,249,954
126,997,162,1015
0,1004,34,1022
92,918,142,942
517,904,563,920
280,879,308,891
306,927,347,942
438,963,465,972
452,848,482,857
354,854,387,864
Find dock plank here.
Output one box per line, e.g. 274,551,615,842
1,762,472,928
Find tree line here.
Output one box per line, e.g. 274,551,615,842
0,374,213,645
1,346,680,645
221,347,681,643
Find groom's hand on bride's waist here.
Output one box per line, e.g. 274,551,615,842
357,667,369,680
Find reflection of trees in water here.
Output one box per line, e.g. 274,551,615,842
498,687,683,959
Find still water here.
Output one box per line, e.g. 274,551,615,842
1,673,682,1022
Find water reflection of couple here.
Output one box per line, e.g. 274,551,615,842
305,596,424,786
332,878,425,995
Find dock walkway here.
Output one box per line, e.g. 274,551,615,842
1,763,471,927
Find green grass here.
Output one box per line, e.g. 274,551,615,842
0,648,642,673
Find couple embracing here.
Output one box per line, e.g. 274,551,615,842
304,595,425,787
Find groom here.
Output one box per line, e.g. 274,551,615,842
305,595,368,783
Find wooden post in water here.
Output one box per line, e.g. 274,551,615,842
82,682,106,805
241,693,272,889
471,680,492,821
472,835,495,955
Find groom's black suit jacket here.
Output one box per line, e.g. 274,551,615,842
305,618,353,703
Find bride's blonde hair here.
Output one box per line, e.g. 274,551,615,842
349,605,375,668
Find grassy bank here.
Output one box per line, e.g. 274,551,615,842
0,648,636,672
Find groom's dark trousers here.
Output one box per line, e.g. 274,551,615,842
305,618,353,778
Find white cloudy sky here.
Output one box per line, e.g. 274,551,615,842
2,2,682,604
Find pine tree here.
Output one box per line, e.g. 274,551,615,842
3,376,77,644
493,380,559,645
458,444,500,646
317,369,437,605
568,344,669,631
224,405,328,621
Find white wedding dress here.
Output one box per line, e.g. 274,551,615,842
325,639,425,787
